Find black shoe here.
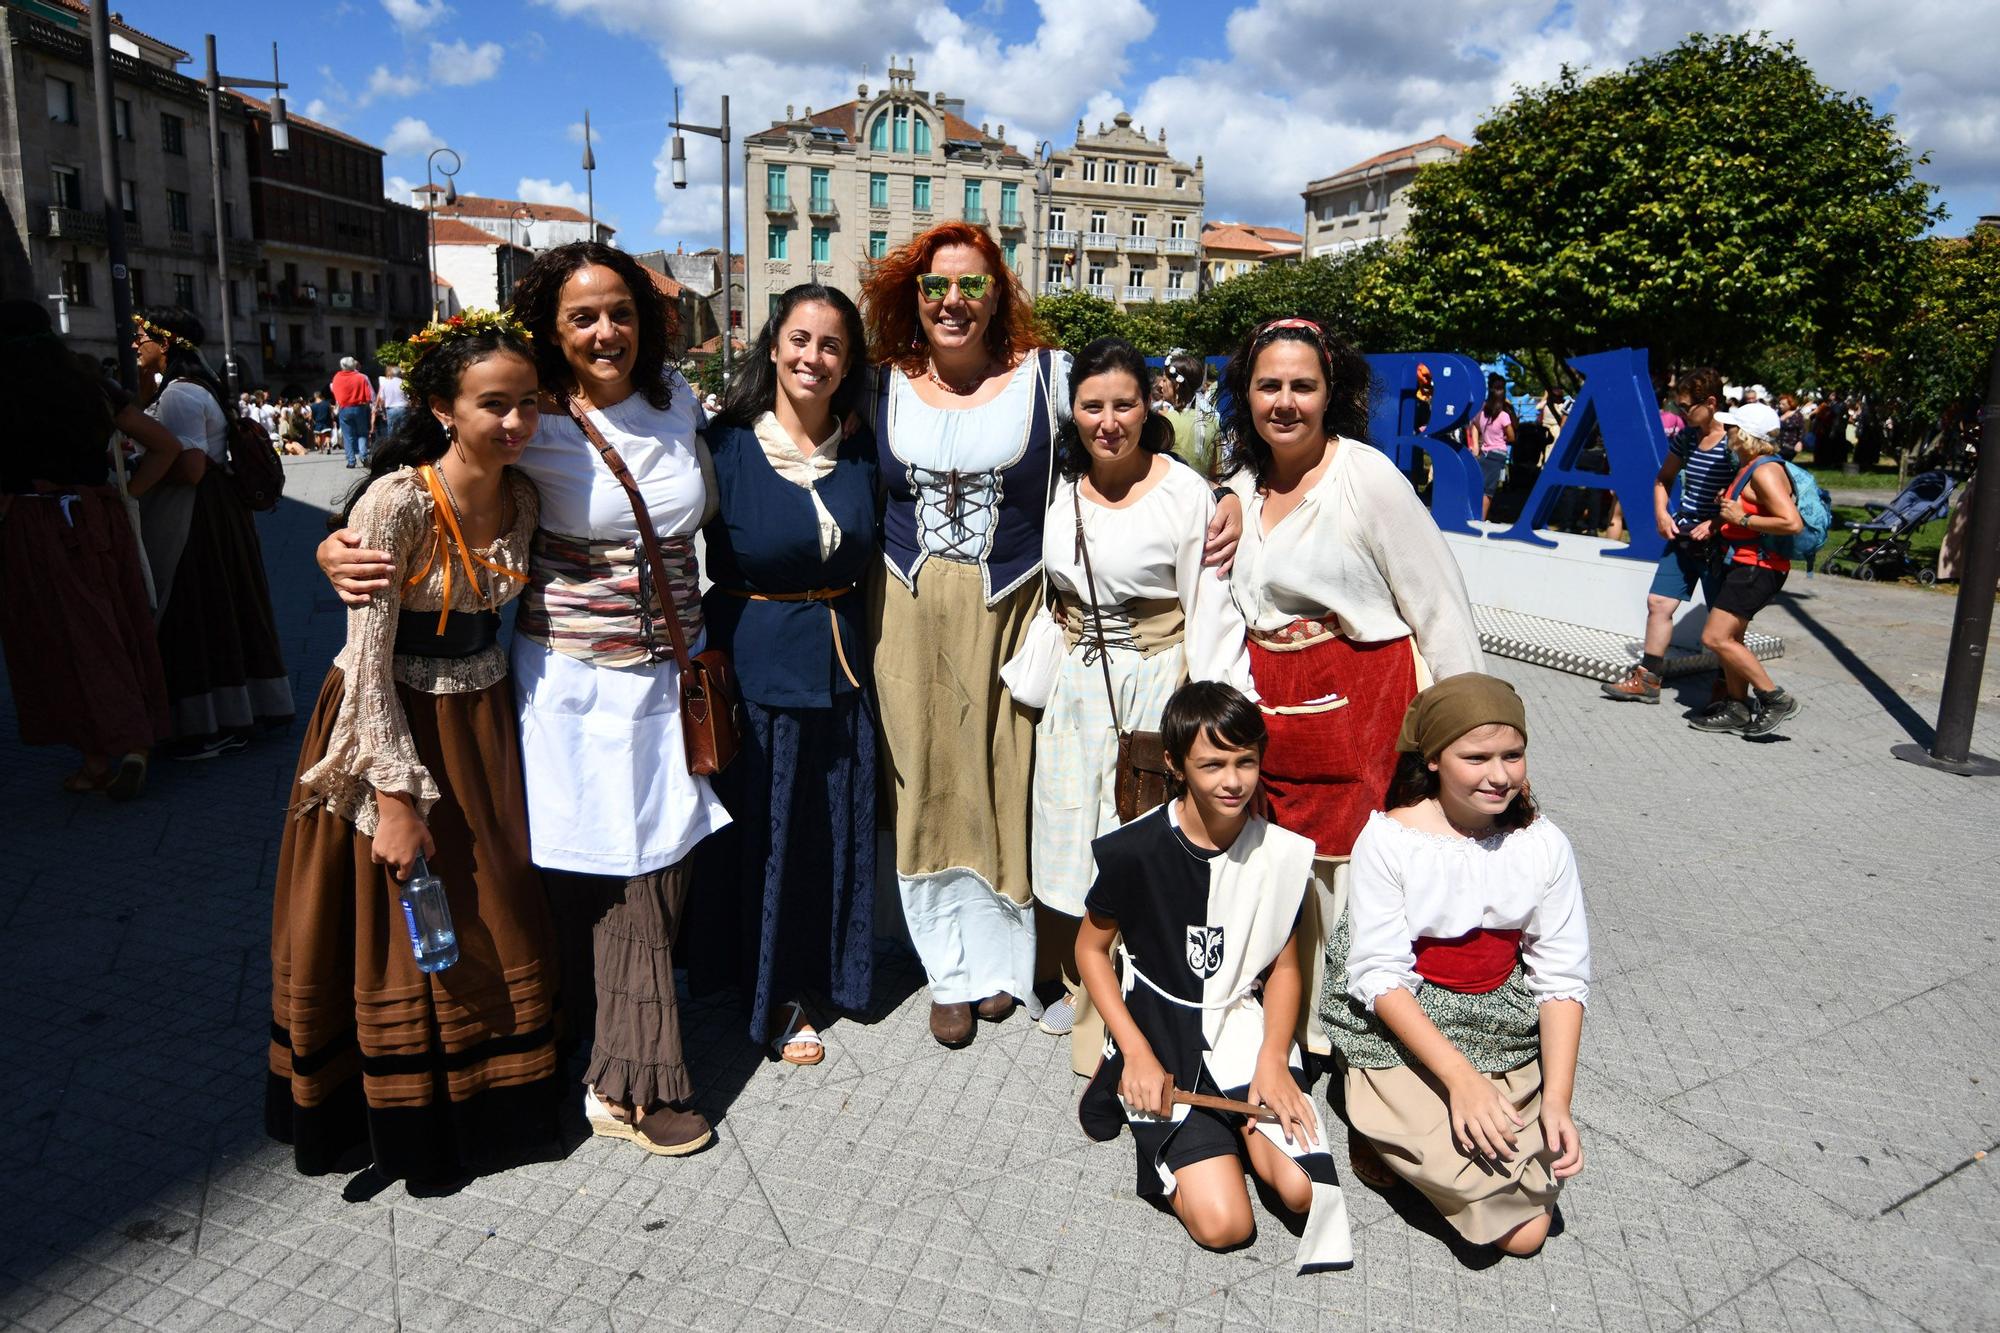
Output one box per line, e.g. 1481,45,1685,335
169,733,251,762
1687,699,1753,733
1742,692,1803,737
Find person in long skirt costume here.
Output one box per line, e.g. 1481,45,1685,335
1218,317,1484,1054
1323,674,1589,1255
858,224,1242,1048
1077,683,1350,1270
320,245,730,1157
269,313,562,1180
687,284,879,1064
1011,338,1249,1075
132,305,294,758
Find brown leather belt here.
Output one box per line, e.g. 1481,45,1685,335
720,586,861,689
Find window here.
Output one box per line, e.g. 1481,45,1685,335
128,269,145,304
766,165,788,207
1082,159,1096,182
1052,164,1065,180
892,105,909,153
868,230,888,260
999,180,1018,221
869,172,888,209
331,326,345,354
913,116,931,154
1167,268,1186,291
1046,260,1066,285
1002,239,1018,269
1048,207,1066,231
61,260,91,306
1174,173,1187,191
1122,161,1136,185
166,189,191,233
1346,198,1358,217
1144,164,1157,187
1129,215,1148,237
47,77,77,124
1169,215,1187,239
1088,209,1107,234
173,272,196,307
288,324,305,357
912,176,931,211
119,179,138,223
766,226,789,260
50,165,82,210
809,167,830,211
1087,262,1105,286
768,294,782,318
113,98,132,141
224,201,237,239
962,179,982,218
161,113,185,155
869,112,889,151
217,133,229,168
810,227,830,263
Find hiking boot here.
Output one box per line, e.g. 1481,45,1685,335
1687,699,1753,733
1742,691,1803,738
1600,665,1662,704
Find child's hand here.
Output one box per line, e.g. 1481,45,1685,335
1445,1069,1524,1162
1541,1104,1584,1178
1249,1054,1317,1148
1119,1051,1175,1120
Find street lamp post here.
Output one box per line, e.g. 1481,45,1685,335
204,33,290,399
426,147,461,319
1032,139,1052,299
580,109,597,240
669,89,732,381
89,1,136,394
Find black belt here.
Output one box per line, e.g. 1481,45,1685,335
394,609,500,658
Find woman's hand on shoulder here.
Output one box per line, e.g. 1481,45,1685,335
1204,493,1242,577
319,527,394,607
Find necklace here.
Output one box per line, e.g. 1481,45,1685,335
926,355,993,396
433,466,505,548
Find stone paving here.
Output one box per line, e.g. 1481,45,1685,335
2,451,1996,1332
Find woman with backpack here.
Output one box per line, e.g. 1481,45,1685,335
133,306,293,760
1689,401,1807,738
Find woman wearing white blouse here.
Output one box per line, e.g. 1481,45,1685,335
1325,674,1588,1257
1220,316,1482,1050
1019,338,1250,1070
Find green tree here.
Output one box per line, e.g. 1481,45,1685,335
1033,289,1128,353
1394,33,1939,378
1178,248,1412,355
1880,228,2000,430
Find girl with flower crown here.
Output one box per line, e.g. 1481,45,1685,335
268,311,564,1183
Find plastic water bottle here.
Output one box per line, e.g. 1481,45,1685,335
399,853,458,973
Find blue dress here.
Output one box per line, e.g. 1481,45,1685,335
688,416,881,1042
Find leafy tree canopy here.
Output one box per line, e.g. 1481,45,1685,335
1392,33,1939,375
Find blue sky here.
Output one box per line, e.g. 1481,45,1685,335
141,0,1992,252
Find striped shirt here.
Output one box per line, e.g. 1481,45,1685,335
1670,428,1734,527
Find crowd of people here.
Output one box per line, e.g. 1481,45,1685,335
5,228,1596,1269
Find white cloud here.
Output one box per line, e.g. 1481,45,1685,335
304,98,339,125
428,38,505,87
382,0,451,32
364,65,422,102
566,121,604,146
383,116,444,156
385,174,418,200
517,177,592,211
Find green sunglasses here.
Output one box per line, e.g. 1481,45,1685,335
915,272,992,302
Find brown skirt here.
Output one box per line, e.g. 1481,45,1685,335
0,486,166,756
1344,1059,1558,1245
266,668,561,1180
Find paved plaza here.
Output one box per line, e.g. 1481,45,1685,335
2,452,1996,1332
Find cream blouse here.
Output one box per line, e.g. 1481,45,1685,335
296,466,539,834
1227,438,1484,679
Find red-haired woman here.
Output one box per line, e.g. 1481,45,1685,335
860,223,1239,1047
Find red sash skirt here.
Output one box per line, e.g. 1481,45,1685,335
1248,628,1417,858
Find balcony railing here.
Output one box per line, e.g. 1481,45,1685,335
1162,237,1199,255
328,291,380,314
806,195,838,220
1121,285,1154,303
1163,287,1195,303
1086,283,1114,300
764,196,795,219
203,232,257,267
257,288,320,312
1081,231,1117,251
1123,236,1157,254
165,228,197,254
45,205,105,244
961,207,989,225
1045,228,1076,248
997,209,1025,229
1041,279,1075,295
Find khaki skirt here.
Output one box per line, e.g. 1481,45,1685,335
1344,1058,1558,1245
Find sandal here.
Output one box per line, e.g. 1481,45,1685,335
769,1000,824,1067
1348,1135,1398,1192
61,765,114,794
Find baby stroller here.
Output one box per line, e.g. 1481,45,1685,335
1821,470,1955,585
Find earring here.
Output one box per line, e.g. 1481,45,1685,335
445,422,457,443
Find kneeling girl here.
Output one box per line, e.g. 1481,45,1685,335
1077,682,1351,1270
1326,673,1589,1255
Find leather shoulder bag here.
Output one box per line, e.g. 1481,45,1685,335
567,397,741,775
1073,483,1171,823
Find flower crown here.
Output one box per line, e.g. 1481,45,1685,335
405,308,533,367
131,313,191,350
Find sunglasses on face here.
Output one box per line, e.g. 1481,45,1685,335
915,273,991,302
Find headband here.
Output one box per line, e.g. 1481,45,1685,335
1256,317,1325,342
131,314,191,350
403,308,534,368
1394,673,1529,760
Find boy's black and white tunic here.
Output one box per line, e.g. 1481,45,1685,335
1078,801,1353,1272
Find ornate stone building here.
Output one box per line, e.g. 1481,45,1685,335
1301,135,1465,258
1043,112,1203,308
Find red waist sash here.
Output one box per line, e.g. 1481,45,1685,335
1412,928,1522,994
